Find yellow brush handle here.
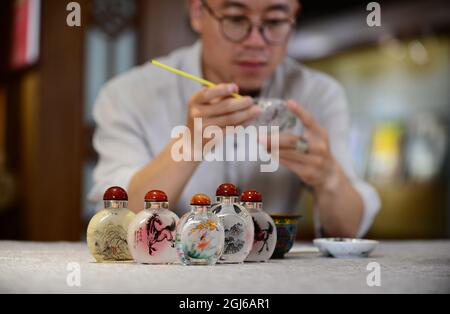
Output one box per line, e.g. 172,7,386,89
151,60,242,99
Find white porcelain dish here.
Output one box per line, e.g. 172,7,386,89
313,238,379,258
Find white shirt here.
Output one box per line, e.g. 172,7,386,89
89,41,380,238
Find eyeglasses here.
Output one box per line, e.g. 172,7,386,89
201,0,295,45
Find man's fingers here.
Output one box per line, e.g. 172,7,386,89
192,84,239,104
287,100,325,135
279,157,310,177
261,133,304,151
200,96,255,118
286,100,315,127
208,106,262,128
279,149,323,166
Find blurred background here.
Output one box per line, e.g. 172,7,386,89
0,0,449,241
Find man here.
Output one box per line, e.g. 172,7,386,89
89,0,380,238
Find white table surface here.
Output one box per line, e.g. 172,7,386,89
0,240,449,294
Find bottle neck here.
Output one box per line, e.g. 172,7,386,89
241,202,263,211
104,200,128,209
190,205,210,214
216,196,239,204
145,202,169,210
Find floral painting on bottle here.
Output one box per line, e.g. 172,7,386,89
182,220,221,260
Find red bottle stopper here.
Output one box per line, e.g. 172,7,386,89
103,186,128,201
216,183,239,196
145,190,168,202
191,194,211,206
241,190,263,202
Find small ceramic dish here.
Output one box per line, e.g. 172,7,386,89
313,238,379,258
313,238,333,256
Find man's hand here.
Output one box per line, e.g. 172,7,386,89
265,100,341,192
264,99,363,237
187,84,262,136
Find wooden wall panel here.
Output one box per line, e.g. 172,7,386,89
20,0,87,241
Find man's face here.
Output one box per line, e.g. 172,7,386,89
191,0,299,93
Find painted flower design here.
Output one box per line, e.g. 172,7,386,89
189,219,218,235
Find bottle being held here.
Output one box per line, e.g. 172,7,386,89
87,187,135,262
176,194,225,266
241,190,277,262
211,183,254,263
127,190,179,264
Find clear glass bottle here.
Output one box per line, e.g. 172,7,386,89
211,183,254,264
241,190,277,262
87,187,135,262
176,194,224,266
127,190,179,264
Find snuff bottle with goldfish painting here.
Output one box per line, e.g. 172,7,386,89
176,194,225,266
